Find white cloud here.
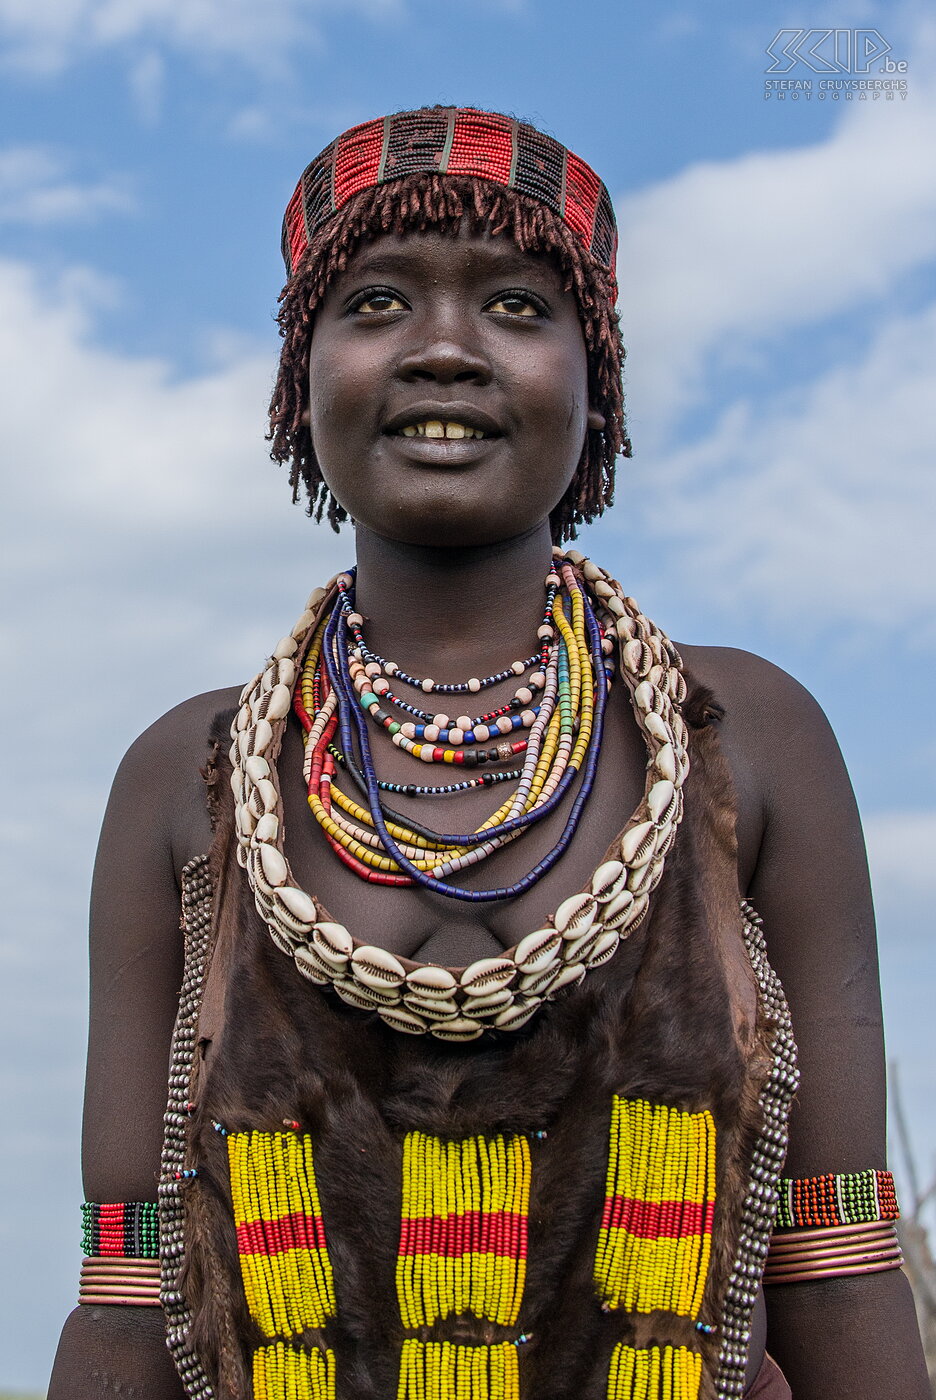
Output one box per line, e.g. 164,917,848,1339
616,72,936,440
0,0,403,72
628,298,936,634
0,144,133,223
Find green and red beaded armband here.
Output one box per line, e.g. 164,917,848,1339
774,1170,898,1230
81,1201,160,1258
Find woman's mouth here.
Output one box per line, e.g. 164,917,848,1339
396,419,489,440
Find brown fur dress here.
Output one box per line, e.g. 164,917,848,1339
158,685,795,1400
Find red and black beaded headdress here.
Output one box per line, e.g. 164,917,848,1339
282,107,618,284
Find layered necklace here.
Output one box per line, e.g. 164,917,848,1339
230,550,690,1039
294,560,614,899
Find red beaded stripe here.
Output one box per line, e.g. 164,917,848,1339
236,1210,328,1257
283,181,308,286
96,1202,127,1256
399,1209,527,1259
332,118,386,207
562,151,601,250
447,111,514,184
600,1197,715,1241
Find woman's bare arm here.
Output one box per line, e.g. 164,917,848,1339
710,648,929,1399
48,689,234,1400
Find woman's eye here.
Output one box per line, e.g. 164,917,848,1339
353,291,407,314
485,293,541,317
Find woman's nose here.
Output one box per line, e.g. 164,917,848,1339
396,318,492,385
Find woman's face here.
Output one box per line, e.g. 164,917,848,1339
306,226,604,549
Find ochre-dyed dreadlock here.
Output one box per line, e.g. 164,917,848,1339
268,172,631,543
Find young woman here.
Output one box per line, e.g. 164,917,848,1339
49,108,928,1400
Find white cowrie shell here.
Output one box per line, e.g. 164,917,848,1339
494,1001,539,1031
245,754,271,783
267,918,300,957
378,1006,427,1035
513,928,561,973
627,857,659,895
273,635,298,660
235,844,248,868
294,945,331,985
549,963,586,994
593,579,615,599
402,993,459,1020
259,843,288,888
235,706,250,733
591,860,626,902
253,813,279,844
306,586,327,613
460,957,515,995
313,921,353,958
261,683,292,722
312,927,352,969
237,803,256,838
634,681,656,713
668,669,687,703
464,986,514,1014
333,978,397,1009
256,778,278,813
615,615,638,640
276,886,318,925
605,595,625,618
619,820,655,866
404,966,458,997
623,638,652,677
271,903,312,940
602,888,635,928
643,712,670,744
648,779,676,824
292,609,316,638
553,892,597,938
250,718,274,755
654,743,677,783
585,929,620,967
616,892,649,935
351,945,406,989
517,965,561,996
275,659,296,689
583,559,605,582
430,1018,484,1042
562,924,604,962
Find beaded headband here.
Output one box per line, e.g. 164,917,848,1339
281,107,618,281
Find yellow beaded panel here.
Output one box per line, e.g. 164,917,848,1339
397,1340,520,1400
594,1099,716,1320
252,1342,337,1400
396,1131,532,1330
228,1130,337,1399
607,1344,702,1400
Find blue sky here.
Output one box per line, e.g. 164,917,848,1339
1,1,934,1388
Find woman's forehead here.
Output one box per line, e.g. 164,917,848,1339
338,227,566,286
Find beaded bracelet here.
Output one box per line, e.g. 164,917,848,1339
79,1256,162,1307
763,1219,902,1285
773,1170,898,1231
81,1201,160,1258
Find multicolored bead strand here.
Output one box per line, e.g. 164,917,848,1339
397,1340,520,1400
396,1131,531,1329
594,1099,716,1320
82,1201,159,1258
227,1132,336,1351
773,1169,898,1230
295,563,612,899
606,1344,702,1400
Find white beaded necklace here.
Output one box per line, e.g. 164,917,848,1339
230,550,690,1040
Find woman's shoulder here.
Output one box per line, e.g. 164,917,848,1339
110,684,244,875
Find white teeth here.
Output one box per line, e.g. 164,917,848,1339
397,420,486,440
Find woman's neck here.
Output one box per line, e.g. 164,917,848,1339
349,521,557,680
